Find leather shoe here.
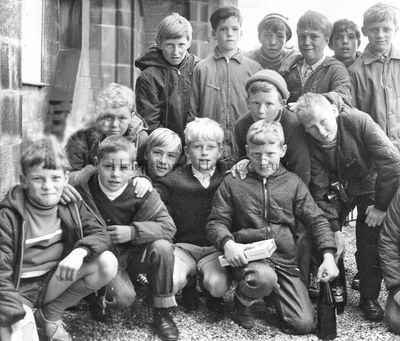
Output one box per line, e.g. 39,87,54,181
232,297,254,329
182,284,199,311
359,298,384,321
351,273,360,291
152,308,179,341
205,291,225,314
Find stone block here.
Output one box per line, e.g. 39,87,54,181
101,25,116,64
0,1,21,39
0,43,10,89
0,92,22,142
116,65,132,88
0,143,21,199
117,27,132,65
102,8,116,26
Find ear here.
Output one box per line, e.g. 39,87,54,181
361,26,367,37
245,144,249,157
94,156,99,167
218,144,223,158
331,104,339,118
280,98,287,108
64,171,69,183
211,29,217,40
184,145,189,158
20,174,28,189
280,144,287,158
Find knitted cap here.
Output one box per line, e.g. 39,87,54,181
257,13,292,41
245,69,290,100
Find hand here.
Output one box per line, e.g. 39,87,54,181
55,248,87,281
228,159,250,180
334,231,345,263
317,253,339,283
132,177,153,198
365,205,386,227
394,290,400,306
223,240,249,267
60,184,82,205
287,102,298,112
106,225,132,244
278,52,301,74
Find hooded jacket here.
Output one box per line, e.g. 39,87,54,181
65,113,148,171
135,45,199,139
284,56,352,106
206,167,336,268
309,100,400,232
0,185,111,327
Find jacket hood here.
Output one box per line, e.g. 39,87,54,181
135,45,193,71
0,185,27,219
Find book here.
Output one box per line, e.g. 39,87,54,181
218,239,277,267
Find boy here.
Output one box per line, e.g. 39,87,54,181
329,19,362,67
144,128,182,181
135,13,198,140
66,83,148,170
234,69,310,185
294,93,400,322
246,13,301,73
71,135,179,341
190,6,262,164
154,118,231,313
379,188,400,335
284,10,352,107
206,120,338,333
349,3,400,150
0,136,118,341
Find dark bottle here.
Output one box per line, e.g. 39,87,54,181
317,282,337,340
332,257,347,314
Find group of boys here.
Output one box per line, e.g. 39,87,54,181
1,2,400,341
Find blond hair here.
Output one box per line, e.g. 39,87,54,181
184,118,224,146
246,120,285,147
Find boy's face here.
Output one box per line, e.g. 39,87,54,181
97,106,131,137
248,89,285,122
212,16,242,52
362,19,398,55
159,37,190,66
297,27,328,65
246,142,286,178
97,150,134,192
330,29,358,62
145,145,180,179
300,104,338,144
22,165,68,207
185,139,222,174
259,29,286,58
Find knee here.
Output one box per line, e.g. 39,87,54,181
386,295,400,335
202,273,231,298
149,239,174,259
95,251,119,287
106,272,136,309
173,271,189,294
284,314,316,335
253,266,278,297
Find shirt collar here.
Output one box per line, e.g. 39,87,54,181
214,46,242,62
191,165,216,189
302,55,326,73
362,44,400,64
98,177,128,201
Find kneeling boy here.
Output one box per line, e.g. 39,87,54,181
72,135,179,341
206,121,338,334
0,136,118,341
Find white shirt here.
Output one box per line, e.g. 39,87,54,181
192,166,216,189
98,177,128,201
301,55,326,81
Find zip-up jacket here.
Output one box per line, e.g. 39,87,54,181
135,45,198,139
309,102,400,232
205,167,336,267
0,185,111,327
71,167,176,246
284,56,352,106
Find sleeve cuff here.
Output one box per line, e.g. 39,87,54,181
330,220,341,232
130,225,137,241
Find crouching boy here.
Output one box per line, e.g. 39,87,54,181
71,135,179,341
0,136,118,341
206,121,338,334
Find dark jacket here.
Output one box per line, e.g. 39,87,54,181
284,56,352,106
0,185,111,327
71,167,176,246
65,114,148,171
234,108,310,185
135,45,199,139
309,103,400,232
154,165,225,246
206,167,336,267
380,188,400,294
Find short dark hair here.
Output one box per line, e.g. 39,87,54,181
329,19,361,47
21,135,70,175
297,10,332,39
210,6,242,30
97,135,137,162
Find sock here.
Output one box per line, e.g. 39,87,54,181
43,279,93,321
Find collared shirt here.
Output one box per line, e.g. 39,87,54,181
301,55,326,81
192,166,216,189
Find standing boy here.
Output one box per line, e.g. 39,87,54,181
135,13,198,140
206,120,338,333
0,136,118,341
284,10,352,107
190,6,262,164
155,118,231,313
349,3,400,150
295,93,400,322
246,13,300,73
71,136,179,341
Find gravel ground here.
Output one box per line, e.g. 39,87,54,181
63,224,400,341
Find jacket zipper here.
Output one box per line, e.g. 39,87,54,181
16,221,26,290
74,203,84,239
262,178,271,239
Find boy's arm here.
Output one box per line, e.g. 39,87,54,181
65,132,90,172
325,64,352,107
0,210,26,326
135,73,162,133
379,188,400,294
